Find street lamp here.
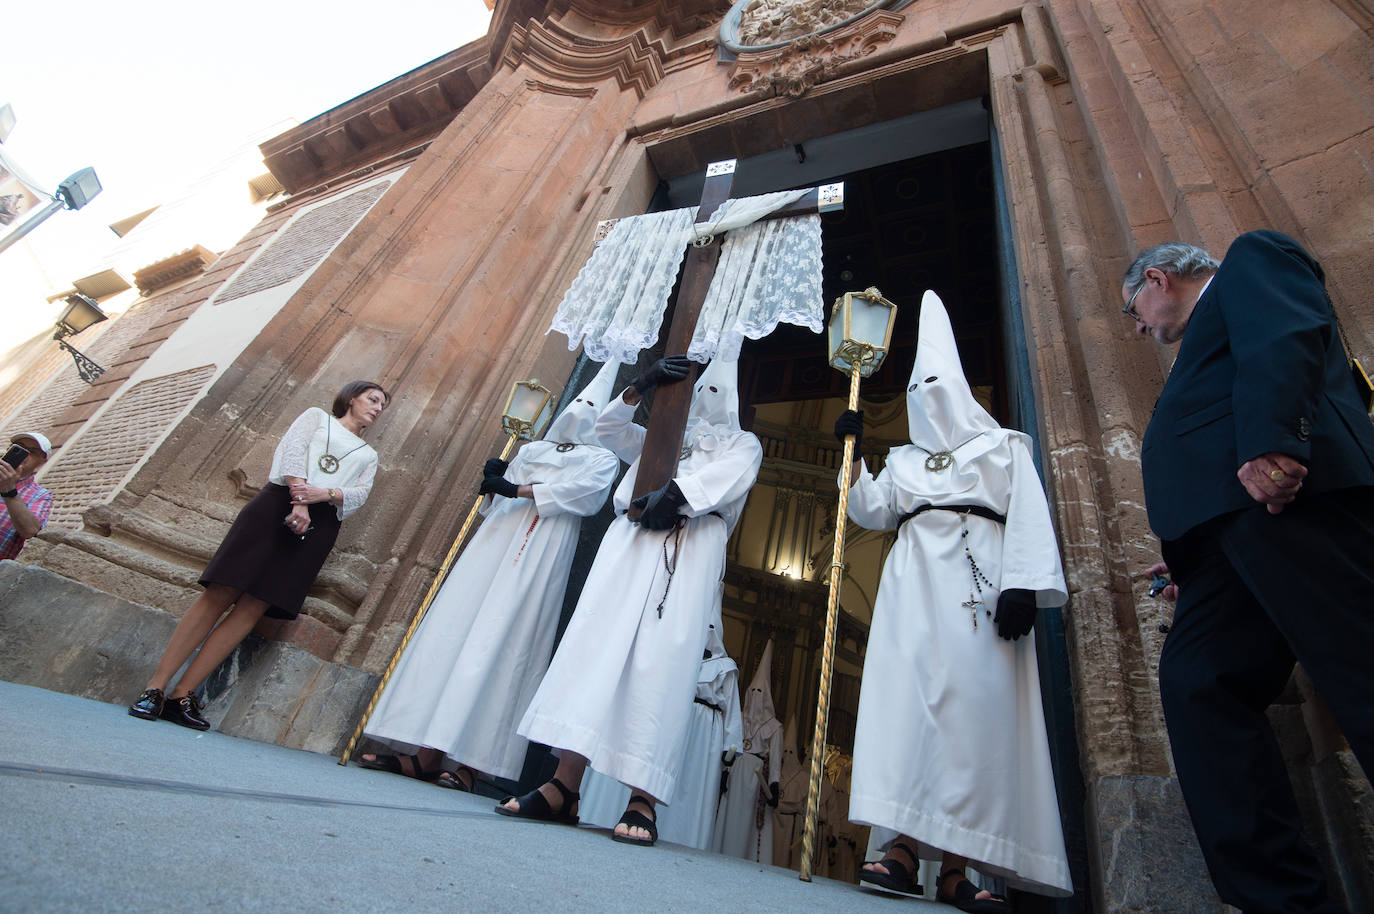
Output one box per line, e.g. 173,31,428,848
800,287,899,882
0,167,103,257
53,293,109,384
339,377,556,765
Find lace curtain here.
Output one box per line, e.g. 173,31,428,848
549,190,824,364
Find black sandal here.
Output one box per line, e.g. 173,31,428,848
611,793,658,847
936,868,1010,913
436,766,476,792
859,840,925,896
494,777,580,825
357,753,442,782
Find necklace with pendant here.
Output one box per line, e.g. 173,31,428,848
912,431,988,472
318,420,367,474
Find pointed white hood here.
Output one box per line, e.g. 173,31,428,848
544,359,621,445
510,360,619,481
684,358,741,452
742,638,782,749
906,290,999,453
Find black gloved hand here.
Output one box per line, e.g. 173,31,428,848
483,457,509,478
479,475,519,499
768,781,780,808
631,480,687,530
631,355,691,394
995,588,1037,640
833,409,864,453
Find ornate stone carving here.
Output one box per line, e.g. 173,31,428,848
501,19,667,99
738,0,878,47
727,10,902,97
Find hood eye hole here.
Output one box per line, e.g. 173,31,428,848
908,383,918,391
709,385,718,393
925,375,938,383
585,400,594,406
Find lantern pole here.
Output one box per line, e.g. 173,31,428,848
799,349,870,880
339,379,553,766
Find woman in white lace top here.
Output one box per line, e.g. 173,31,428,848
127,380,388,731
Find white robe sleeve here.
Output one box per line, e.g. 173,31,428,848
594,394,644,464
529,447,621,517
675,433,764,516
999,436,1069,606
722,675,744,755
268,409,323,484
844,460,899,530
338,453,377,520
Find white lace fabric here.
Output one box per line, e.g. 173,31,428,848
549,190,824,364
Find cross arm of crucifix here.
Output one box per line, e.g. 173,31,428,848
611,159,844,517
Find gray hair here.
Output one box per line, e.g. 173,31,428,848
1122,242,1220,290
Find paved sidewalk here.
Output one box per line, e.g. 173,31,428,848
0,681,939,912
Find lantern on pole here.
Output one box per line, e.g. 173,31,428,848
339,378,554,765
799,288,898,882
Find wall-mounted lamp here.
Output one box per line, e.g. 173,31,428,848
53,293,108,384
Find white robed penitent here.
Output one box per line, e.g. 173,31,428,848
363,362,621,779
577,624,743,848
518,358,763,804
846,291,1073,896
714,638,783,861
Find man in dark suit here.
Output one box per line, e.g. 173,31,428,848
1126,230,1374,914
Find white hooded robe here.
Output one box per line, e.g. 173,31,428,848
714,638,783,861
847,291,1073,896
517,359,762,804
364,362,621,779
577,624,743,848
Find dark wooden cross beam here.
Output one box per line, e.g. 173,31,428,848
624,159,844,517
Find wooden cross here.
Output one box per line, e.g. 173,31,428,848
604,159,844,517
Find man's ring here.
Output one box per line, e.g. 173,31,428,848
1269,469,1286,482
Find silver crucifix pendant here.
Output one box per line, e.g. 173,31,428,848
962,595,981,630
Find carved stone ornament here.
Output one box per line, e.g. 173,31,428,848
721,1,905,98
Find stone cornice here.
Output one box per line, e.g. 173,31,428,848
260,39,493,194
500,18,669,98
133,245,217,296
548,0,732,41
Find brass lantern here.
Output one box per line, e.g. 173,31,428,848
827,287,898,378
501,378,554,440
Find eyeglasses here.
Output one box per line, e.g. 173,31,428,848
1122,281,1145,321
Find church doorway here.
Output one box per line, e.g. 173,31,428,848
715,137,1011,878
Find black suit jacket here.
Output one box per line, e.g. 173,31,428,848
1141,230,1374,543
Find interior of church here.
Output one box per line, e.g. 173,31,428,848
705,138,1006,877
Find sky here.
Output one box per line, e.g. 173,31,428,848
0,1,493,348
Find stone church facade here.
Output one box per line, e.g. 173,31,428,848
3,2,1370,910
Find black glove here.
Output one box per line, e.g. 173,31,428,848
479,475,519,499
833,409,864,453
631,480,687,530
631,355,691,394
483,457,509,478
768,781,780,808
994,588,1037,640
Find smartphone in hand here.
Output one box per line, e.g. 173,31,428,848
2,444,29,469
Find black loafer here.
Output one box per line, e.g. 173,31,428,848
128,688,165,721
161,693,210,731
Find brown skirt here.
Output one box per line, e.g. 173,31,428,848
200,483,342,620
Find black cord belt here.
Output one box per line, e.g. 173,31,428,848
694,697,724,713
895,503,1007,534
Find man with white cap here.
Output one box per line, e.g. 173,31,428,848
837,292,1072,910
358,362,621,789
0,431,54,561
501,356,762,849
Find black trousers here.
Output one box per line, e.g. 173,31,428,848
1159,488,1374,914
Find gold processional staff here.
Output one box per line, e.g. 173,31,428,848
799,288,898,882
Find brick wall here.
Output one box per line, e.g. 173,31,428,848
214,182,392,305
39,365,216,531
